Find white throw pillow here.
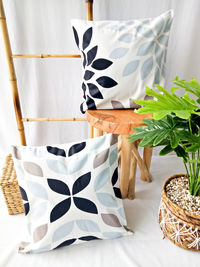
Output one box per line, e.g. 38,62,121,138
71,10,174,113
11,134,131,253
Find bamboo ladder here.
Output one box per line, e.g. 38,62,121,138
0,0,96,144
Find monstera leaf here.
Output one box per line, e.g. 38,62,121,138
134,85,198,120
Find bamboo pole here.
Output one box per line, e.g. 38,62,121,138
12,54,81,58
90,125,94,138
86,0,93,20
22,117,87,122
0,0,26,145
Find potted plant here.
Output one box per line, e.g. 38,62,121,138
129,77,200,251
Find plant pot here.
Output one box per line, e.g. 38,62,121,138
159,174,200,251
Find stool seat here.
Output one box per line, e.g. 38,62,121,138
86,109,152,135
86,109,153,200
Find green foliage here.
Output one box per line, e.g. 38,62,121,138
129,78,200,196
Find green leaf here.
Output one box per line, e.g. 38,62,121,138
134,85,197,120
173,78,200,99
159,145,174,156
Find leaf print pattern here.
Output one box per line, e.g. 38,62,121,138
141,56,153,80
96,76,118,88
33,224,48,243
122,60,139,77
87,46,98,65
23,162,43,177
82,27,93,50
87,83,103,99
111,167,122,199
49,172,98,223
111,100,125,109
91,59,113,70
84,70,94,81
68,142,86,157
72,26,79,48
47,146,66,157
86,95,97,110
101,213,122,227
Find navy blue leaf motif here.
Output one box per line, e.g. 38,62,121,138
84,70,94,81
24,203,30,216
68,142,86,157
72,27,79,48
91,59,113,70
48,179,70,195
96,76,118,88
50,198,71,223
56,238,76,249
19,186,28,201
73,197,98,214
82,27,93,50
82,83,86,100
111,167,118,186
47,146,66,157
87,83,103,99
79,236,101,241
80,102,85,114
86,95,97,110
82,51,87,68
113,187,122,199
87,46,98,65
72,172,91,195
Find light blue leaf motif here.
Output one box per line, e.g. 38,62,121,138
31,202,48,220
155,17,164,35
155,44,164,67
52,221,74,243
47,159,68,174
164,18,173,33
109,47,129,59
162,63,166,78
89,135,106,150
137,41,154,56
94,167,110,192
154,67,160,85
122,60,139,77
137,25,154,38
119,33,136,43
76,220,101,232
109,148,118,166
157,34,169,46
141,56,153,80
27,181,48,200
68,155,88,174
96,193,118,207
103,232,123,239
118,207,126,219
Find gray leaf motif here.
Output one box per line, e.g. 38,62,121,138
122,60,139,77
101,213,122,227
33,224,48,243
109,47,129,59
141,56,153,80
137,41,154,56
111,100,125,109
129,99,141,109
23,162,43,177
93,148,109,168
11,146,22,160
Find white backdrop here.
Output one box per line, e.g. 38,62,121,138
0,0,200,161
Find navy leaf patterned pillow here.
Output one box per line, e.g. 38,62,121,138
71,10,174,113
11,133,131,254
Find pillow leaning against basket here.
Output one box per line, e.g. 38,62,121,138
11,133,132,254
71,10,174,113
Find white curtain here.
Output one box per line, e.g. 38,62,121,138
0,0,200,161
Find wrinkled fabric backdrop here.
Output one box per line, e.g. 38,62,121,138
0,0,200,161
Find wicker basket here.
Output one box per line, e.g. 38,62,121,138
159,174,200,251
0,154,24,215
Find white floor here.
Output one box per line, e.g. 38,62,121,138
0,156,199,267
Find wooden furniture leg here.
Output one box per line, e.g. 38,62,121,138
132,144,152,183
93,127,103,137
118,135,122,168
120,135,137,199
127,141,138,200
142,145,153,181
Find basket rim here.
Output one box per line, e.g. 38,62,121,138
162,173,200,220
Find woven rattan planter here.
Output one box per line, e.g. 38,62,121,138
159,174,200,251
0,154,24,215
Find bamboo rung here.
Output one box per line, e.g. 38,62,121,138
22,117,87,122
12,54,81,59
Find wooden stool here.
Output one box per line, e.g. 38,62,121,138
86,110,153,200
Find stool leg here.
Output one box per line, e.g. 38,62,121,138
132,144,152,183
142,146,153,182
94,128,103,137
127,142,137,200
120,135,136,199
118,135,122,168
90,125,94,138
